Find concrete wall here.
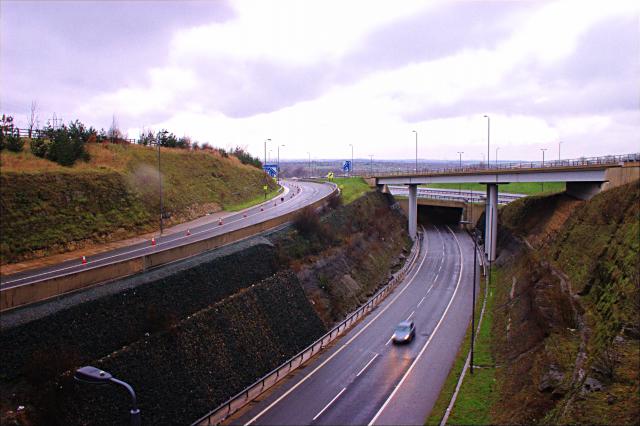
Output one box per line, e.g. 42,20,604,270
603,162,640,191
1,187,338,312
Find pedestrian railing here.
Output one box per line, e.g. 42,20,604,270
192,232,423,426
366,153,640,178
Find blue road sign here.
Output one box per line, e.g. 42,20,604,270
342,160,352,172
263,164,279,177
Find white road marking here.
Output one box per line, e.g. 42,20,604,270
406,310,415,320
312,387,347,421
417,296,426,307
368,225,465,426
385,336,393,346
243,227,430,425
356,354,379,377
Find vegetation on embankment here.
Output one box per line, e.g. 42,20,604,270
443,180,639,425
1,188,410,425
0,142,277,264
275,190,410,325
425,181,565,195
325,177,373,204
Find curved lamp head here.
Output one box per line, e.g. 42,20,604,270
75,366,113,384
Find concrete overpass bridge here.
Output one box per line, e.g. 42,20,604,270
374,153,640,262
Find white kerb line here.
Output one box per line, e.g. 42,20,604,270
368,225,464,426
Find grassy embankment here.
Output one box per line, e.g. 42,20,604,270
424,182,565,195
0,142,278,263
326,177,373,204
427,180,639,425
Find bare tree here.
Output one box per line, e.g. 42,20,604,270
108,114,122,142
27,100,38,137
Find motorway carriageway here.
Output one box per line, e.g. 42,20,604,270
224,224,479,426
0,180,334,290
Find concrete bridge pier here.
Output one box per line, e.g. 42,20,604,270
408,184,418,240
484,183,498,261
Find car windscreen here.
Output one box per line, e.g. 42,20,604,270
395,325,411,333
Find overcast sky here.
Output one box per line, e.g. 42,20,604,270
1,0,638,161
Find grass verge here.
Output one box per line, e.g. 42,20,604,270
326,177,373,204
424,182,565,195
426,266,497,425
224,186,283,212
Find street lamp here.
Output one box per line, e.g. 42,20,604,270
264,138,270,167
412,130,418,173
541,148,548,192
558,141,562,161
369,154,374,176
470,232,478,374
277,144,285,182
348,143,354,177
483,115,490,169
457,151,464,194
155,131,165,235
307,152,311,178
74,366,141,426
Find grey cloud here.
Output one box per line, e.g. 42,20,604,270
1,0,234,125
179,2,533,118
403,15,640,122
341,1,533,77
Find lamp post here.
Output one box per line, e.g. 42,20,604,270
541,148,548,192
483,115,490,169
264,138,270,167
558,141,562,161
75,366,141,426
470,232,478,374
307,152,311,178
156,131,164,235
495,146,500,168
457,151,464,193
412,130,418,173
369,154,374,176
349,143,354,177
277,145,285,182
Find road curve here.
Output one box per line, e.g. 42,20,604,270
222,224,477,426
0,179,334,290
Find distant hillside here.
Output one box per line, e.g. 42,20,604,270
0,142,277,264
490,180,639,425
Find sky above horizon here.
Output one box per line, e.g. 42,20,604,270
1,0,638,162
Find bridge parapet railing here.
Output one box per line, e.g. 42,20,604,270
192,231,423,426
365,152,640,178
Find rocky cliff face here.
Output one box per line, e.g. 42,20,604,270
490,180,639,425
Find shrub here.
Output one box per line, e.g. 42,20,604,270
293,206,329,241
327,193,343,210
30,137,49,157
42,124,90,166
5,133,24,152
233,146,262,168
